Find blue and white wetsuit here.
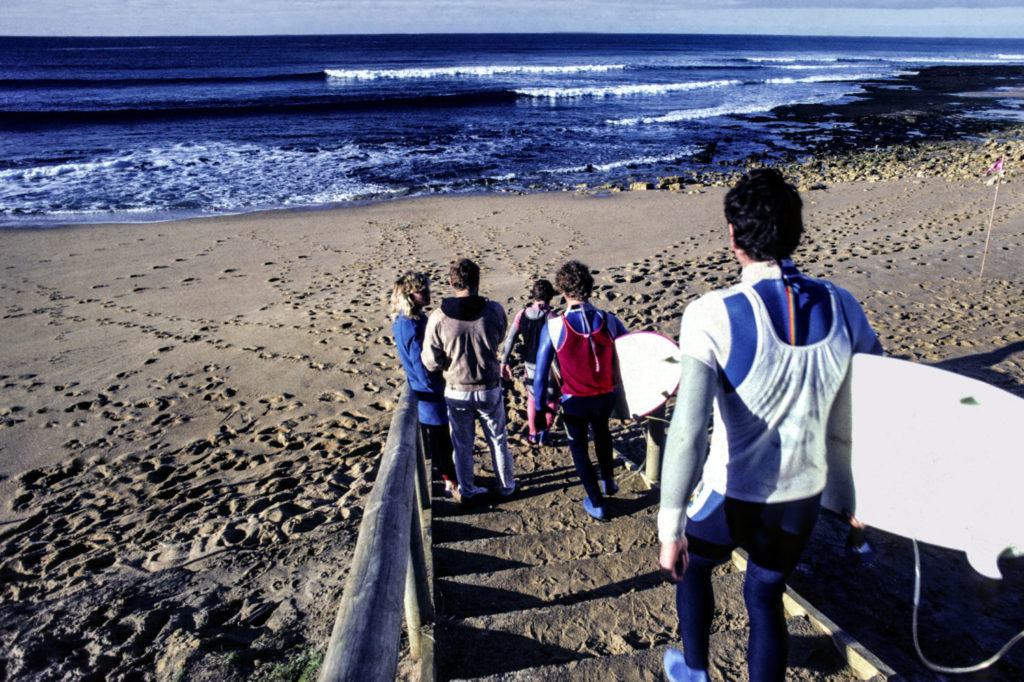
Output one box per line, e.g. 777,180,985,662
659,260,881,681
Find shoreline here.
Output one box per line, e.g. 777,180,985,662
5,118,1020,233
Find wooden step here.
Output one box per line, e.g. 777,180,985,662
437,546,667,618
435,579,679,679
433,511,658,578
432,489,659,542
455,618,862,682
435,569,758,679
428,442,885,681
430,467,658,543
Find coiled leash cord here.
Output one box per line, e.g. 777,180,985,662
912,539,1024,674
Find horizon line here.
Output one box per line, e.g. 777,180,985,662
3,30,1023,41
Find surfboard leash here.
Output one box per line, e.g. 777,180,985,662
912,538,1024,674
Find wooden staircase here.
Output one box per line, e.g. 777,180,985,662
429,435,870,681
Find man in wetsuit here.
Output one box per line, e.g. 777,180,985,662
533,261,628,521
658,169,882,682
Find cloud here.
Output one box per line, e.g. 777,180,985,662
719,0,1024,6
5,0,1024,37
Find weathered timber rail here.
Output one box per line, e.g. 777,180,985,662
318,385,434,682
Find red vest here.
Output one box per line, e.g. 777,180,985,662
554,312,616,397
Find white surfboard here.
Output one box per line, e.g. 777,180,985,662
612,331,681,419
824,353,1024,579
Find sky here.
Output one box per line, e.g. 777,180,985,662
4,0,1024,39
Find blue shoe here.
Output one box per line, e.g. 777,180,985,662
846,538,877,568
599,479,618,496
663,648,710,682
583,497,606,521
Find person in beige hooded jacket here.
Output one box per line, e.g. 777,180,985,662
422,258,516,502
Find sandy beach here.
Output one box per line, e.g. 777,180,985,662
2,127,1024,680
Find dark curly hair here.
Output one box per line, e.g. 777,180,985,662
724,168,803,263
531,278,555,302
554,261,593,301
449,258,480,291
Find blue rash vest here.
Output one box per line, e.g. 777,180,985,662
533,303,629,402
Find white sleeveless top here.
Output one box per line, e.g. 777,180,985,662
700,282,852,504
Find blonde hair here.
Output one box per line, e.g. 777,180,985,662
390,271,430,321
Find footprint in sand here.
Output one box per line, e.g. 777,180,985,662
258,394,304,411
318,390,352,403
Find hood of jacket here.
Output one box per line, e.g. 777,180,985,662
441,295,488,321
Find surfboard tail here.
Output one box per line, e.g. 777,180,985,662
967,542,1024,580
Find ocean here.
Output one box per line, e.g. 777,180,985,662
3,33,1024,228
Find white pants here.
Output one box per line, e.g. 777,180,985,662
445,386,515,496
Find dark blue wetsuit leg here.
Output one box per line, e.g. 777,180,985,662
561,392,616,507
562,413,603,505
420,422,456,483
676,550,723,671
589,398,615,484
679,493,821,682
728,494,822,682
743,560,789,682
676,497,734,672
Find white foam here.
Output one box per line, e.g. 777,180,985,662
608,102,772,126
0,141,393,216
765,72,885,85
776,64,877,71
515,79,739,99
539,150,700,175
746,57,800,63
325,64,626,81
776,64,846,71
746,56,863,65
608,93,841,126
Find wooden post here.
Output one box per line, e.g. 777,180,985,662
318,385,419,682
404,497,434,660
404,550,423,659
643,404,666,486
405,423,434,656
412,427,436,682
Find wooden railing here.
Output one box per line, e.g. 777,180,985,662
318,384,434,682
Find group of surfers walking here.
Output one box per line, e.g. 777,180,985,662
391,256,628,520
390,169,882,682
